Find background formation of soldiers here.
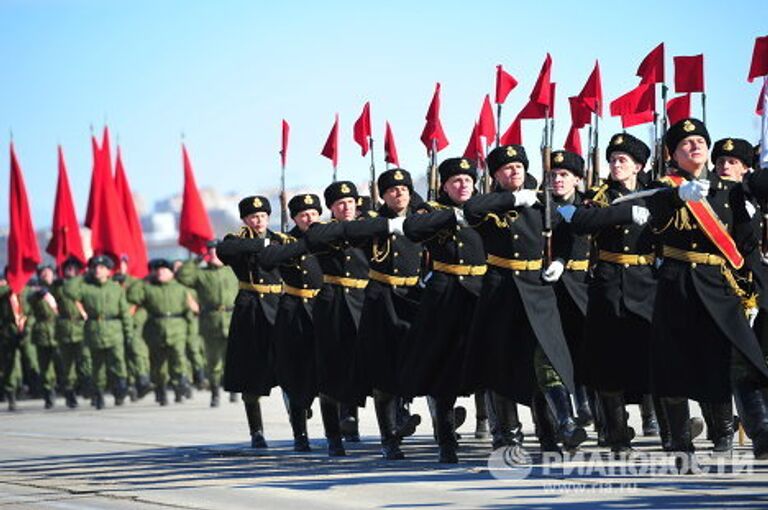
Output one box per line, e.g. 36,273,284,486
2,117,768,474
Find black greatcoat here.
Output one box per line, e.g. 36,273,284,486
343,205,423,397
645,169,768,402
462,189,575,404
258,227,323,409
217,227,281,395
305,220,369,405
399,195,485,398
570,179,657,395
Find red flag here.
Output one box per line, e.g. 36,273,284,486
321,114,339,167
530,53,553,107
353,102,372,156
420,83,450,152
178,144,215,255
478,94,496,145
499,114,523,145
280,119,289,168
748,35,768,82
757,79,768,116
84,135,101,228
518,84,556,120
7,143,41,294
564,125,583,157
463,123,484,162
667,94,692,125
100,126,113,179
384,121,400,167
610,83,656,117
637,43,665,84
114,147,148,277
577,61,603,116
569,97,592,129
46,146,86,268
621,111,655,128
495,64,518,104
674,54,704,93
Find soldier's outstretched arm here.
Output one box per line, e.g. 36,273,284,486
570,203,634,235
118,292,133,346
258,237,309,267
176,260,200,288
463,191,518,225
304,221,346,252
217,235,270,260
343,216,389,242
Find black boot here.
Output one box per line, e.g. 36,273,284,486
229,392,238,403
733,379,768,460
474,392,490,439
288,400,311,452
6,391,17,411
210,385,220,408
156,385,168,406
395,398,421,439
194,368,207,390
707,401,734,454
340,404,360,442
430,397,458,463
490,392,523,449
654,395,673,451
136,375,153,399
43,388,56,409
601,393,633,457
175,376,192,403
64,389,78,409
320,397,345,457
532,392,561,454
244,400,267,448
94,390,105,410
640,394,660,436
592,393,608,447
662,398,699,474
374,393,404,460
127,383,138,402
574,385,594,428
114,378,128,406
544,386,587,451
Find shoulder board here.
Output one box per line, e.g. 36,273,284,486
657,176,682,188
584,183,610,207
364,211,379,218
272,232,297,244
426,201,450,211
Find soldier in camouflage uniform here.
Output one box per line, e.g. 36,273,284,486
27,265,60,409
0,272,30,411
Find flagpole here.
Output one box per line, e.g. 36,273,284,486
280,156,287,233
542,108,553,266
333,165,337,183
701,92,707,126
369,136,379,204
496,104,502,147
428,139,438,201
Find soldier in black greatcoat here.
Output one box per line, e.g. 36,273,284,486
462,146,584,455
217,196,282,449
643,119,768,471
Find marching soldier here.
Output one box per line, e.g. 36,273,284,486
127,259,193,405
176,240,239,407
64,255,133,409
174,259,207,391
462,147,583,454
0,271,29,411
27,265,60,409
563,133,656,457
51,257,89,408
644,118,768,471
217,196,281,448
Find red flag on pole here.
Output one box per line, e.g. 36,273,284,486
321,114,340,167
530,53,553,107
46,145,86,268
353,102,372,156
84,135,101,228
748,35,768,82
637,43,665,84
674,55,705,93
280,119,289,168
7,143,41,294
463,123,484,162
178,144,215,255
499,114,523,145
666,94,692,125
622,111,655,128
564,125,583,156
384,121,400,167
610,83,656,117
420,83,450,153
114,147,148,277
757,79,768,116
569,97,592,129
577,61,603,116
495,65,518,104
478,94,496,146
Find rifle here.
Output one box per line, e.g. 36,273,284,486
279,158,288,233
541,111,553,266
369,137,379,205
427,139,439,201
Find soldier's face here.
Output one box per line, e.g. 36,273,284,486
673,136,709,173
552,169,580,198
243,212,269,234
38,268,54,285
156,267,174,283
294,209,320,232
63,265,79,278
331,197,357,221
609,152,642,183
442,174,475,204
715,156,748,182
494,162,526,191
93,264,111,281
383,185,410,213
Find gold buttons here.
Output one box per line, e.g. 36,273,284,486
514,252,519,257
303,283,308,288
458,242,464,247
393,268,399,274
458,275,464,281
624,263,630,268
691,263,697,269
302,270,308,275
514,270,520,275
345,255,351,261
259,278,264,283
345,288,350,293
394,252,399,257
623,246,630,252
513,234,519,240
391,234,396,240
623,229,630,234
724,203,729,209
345,272,350,277
459,259,464,264
301,255,306,261
691,243,698,249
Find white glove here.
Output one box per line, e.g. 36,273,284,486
677,179,710,202
388,217,406,236
453,207,468,227
512,189,538,208
541,259,565,283
748,307,759,328
263,238,270,247
557,205,576,223
631,206,650,226
745,200,757,219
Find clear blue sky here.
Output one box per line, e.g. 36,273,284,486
1,0,766,228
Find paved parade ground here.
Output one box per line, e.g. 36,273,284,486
1,393,767,509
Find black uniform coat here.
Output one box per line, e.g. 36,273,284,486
258,228,323,409
462,189,575,404
645,168,768,402
344,204,423,397
217,227,282,395
399,195,486,398
570,179,657,395
305,219,369,405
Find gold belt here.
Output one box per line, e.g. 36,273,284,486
597,250,655,266
662,245,725,266
368,269,419,287
322,275,369,289
566,260,590,271
432,260,487,276
283,285,320,299
238,281,283,294
486,254,543,271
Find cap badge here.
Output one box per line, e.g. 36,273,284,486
252,197,263,208
506,146,517,157
723,139,734,152
394,170,404,180
340,183,351,194
614,135,624,145
303,194,314,204
459,159,470,169
682,120,695,133
554,153,564,164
